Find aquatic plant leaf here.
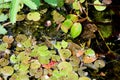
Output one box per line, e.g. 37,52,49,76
52,55,60,61
22,38,32,48
61,40,68,49
94,0,106,11
22,0,37,10
59,49,71,59
0,43,8,51
44,0,57,6
79,76,91,80
94,60,105,68
51,10,65,24
0,58,9,66
58,62,73,75
17,74,29,80
30,60,41,69
1,66,14,76
99,25,112,38
27,12,41,21
73,1,80,10
54,42,61,50
57,0,64,7
67,72,79,80
2,35,14,44
61,19,73,33
15,34,27,42
53,70,63,78
0,2,11,8
38,56,50,64
10,54,17,63
83,56,96,63
85,48,95,57
70,23,82,38
0,25,7,34
66,14,78,22
0,13,8,22
10,0,20,24
19,63,29,72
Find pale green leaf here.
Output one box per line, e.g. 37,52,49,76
0,25,7,34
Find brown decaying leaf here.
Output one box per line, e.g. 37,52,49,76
2,35,14,44
83,56,97,63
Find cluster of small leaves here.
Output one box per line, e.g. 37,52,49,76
0,34,106,80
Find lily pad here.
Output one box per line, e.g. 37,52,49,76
94,0,106,11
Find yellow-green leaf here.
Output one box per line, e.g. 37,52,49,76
70,23,82,38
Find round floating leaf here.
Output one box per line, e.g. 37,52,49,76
85,48,95,57
61,40,68,49
0,43,8,51
30,60,41,69
58,62,73,75
94,60,105,68
94,0,106,11
66,14,78,22
10,54,17,63
79,76,91,80
70,23,82,38
27,12,40,21
61,19,73,33
1,66,14,76
67,72,79,80
38,56,50,64
0,58,9,66
59,49,71,59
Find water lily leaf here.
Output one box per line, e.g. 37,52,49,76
70,23,82,38
94,60,105,68
51,10,65,24
54,42,62,50
58,62,73,75
67,72,78,80
44,0,57,6
59,49,71,59
0,58,9,66
38,56,50,64
0,25,7,34
61,19,73,33
19,63,29,72
57,0,64,7
73,1,80,10
0,43,8,51
30,60,41,69
85,48,95,57
0,13,8,22
66,14,78,22
79,76,91,80
10,54,17,63
27,12,41,21
1,66,14,76
94,0,106,11
61,40,68,49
